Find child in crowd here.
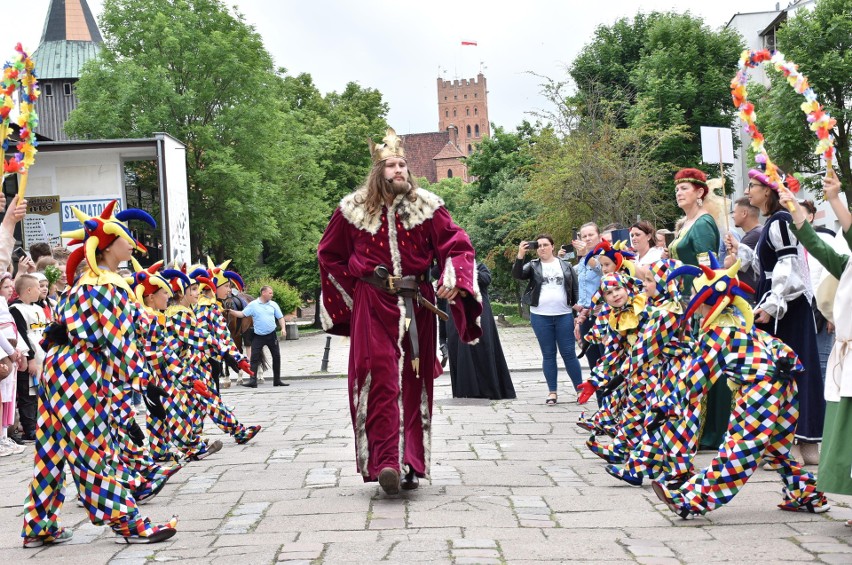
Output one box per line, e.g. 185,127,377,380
10,274,48,444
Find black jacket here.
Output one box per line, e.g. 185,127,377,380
512,258,578,309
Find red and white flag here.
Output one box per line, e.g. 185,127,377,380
461,41,478,46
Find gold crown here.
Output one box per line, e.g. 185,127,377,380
368,128,405,164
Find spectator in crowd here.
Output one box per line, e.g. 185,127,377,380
514,234,581,405
630,220,663,270
724,198,763,303
10,274,47,444
27,242,52,266
564,223,604,404
229,285,287,388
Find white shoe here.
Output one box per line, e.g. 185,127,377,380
2,438,26,454
0,443,12,457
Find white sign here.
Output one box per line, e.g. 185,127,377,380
23,196,62,249
700,126,735,165
61,196,124,232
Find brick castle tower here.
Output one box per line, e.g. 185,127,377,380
437,73,490,156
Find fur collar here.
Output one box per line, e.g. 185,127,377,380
339,186,444,234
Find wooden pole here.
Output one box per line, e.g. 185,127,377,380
717,130,729,233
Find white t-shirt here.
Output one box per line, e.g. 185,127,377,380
531,259,572,316
636,246,663,267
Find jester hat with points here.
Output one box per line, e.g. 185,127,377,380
584,239,637,276
62,200,156,282
205,257,245,291
127,258,189,303
168,262,214,295
666,252,755,331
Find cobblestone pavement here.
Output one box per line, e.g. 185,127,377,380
1,326,851,564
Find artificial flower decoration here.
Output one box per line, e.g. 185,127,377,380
731,49,836,210
1,43,40,195
206,256,245,291
62,200,157,282
666,252,754,332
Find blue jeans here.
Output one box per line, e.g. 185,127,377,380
530,312,583,393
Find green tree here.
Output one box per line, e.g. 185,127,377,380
464,122,538,200
462,174,541,302
754,0,852,203
569,13,661,128
569,12,743,171
66,0,326,275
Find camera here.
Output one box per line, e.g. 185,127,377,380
527,241,539,250
12,247,26,261
560,244,569,252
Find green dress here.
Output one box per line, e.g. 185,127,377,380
669,214,729,450
791,220,852,495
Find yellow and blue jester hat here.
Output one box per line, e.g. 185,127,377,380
667,252,755,331
62,200,156,282
205,256,245,291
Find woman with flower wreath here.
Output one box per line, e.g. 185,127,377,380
728,168,825,465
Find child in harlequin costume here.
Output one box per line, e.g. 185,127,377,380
576,241,640,436
22,201,177,548
604,259,693,486
652,257,829,518
165,268,261,447
189,261,254,395
128,261,215,463
577,272,649,463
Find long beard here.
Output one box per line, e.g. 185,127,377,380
386,178,410,196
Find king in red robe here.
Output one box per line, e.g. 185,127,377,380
318,128,482,492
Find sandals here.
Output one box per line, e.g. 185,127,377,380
545,393,557,406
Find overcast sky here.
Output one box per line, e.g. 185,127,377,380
17,0,783,134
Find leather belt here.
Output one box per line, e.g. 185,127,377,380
360,265,448,376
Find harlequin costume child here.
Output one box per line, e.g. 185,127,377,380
128,262,211,462
165,267,261,447
22,201,177,547
576,243,640,436
652,257,829,518
578,272,650,463
189,262,253,395
604,259,693,486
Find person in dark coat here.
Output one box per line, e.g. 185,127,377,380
446,262,515,400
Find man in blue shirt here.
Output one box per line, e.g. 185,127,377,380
229,286,287,388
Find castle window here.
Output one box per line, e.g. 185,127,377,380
464,94,467,99
447,169,454,179
444,96,447,100
466,125,471,136
467,144,472,154
474,107,478,116
474,93,478,98
44,84,53,97
445,110,448,117
454,95,457,100
453,109,457,117
466,108,470,116
475,124,480,137
63,82,73,96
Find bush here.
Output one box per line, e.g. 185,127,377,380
245,277,301,315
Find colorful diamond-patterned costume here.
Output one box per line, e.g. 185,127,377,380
22,200,176,545
165,303,256,443
651,255,827,518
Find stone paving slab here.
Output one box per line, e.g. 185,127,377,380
1,325,851,563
